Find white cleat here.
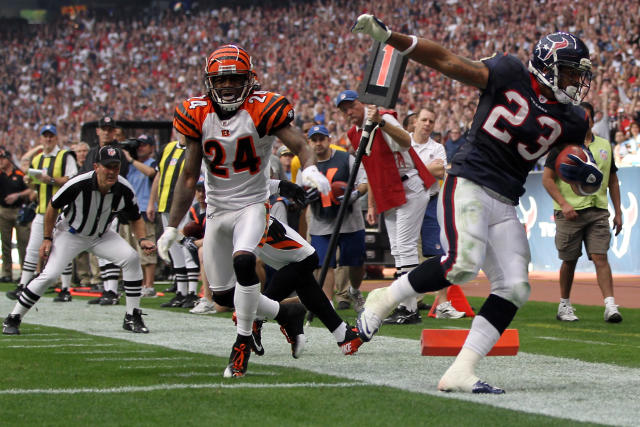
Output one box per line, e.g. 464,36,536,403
356,309,382,342
291,334,306,359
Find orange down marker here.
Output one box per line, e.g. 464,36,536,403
420,329,519,356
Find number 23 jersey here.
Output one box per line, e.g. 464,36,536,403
448,53,588,204
173,91,294,211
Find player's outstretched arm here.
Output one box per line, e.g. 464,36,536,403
352,14,489,89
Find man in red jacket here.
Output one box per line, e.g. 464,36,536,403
337,90,434,324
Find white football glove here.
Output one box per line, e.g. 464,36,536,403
301,165,331,195
351,14,392,43
157,226,179,263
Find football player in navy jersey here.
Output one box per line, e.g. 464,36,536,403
351,15,603,394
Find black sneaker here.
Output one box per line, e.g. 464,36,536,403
180,292,199,309
382,306,422,325
2,314,21,335
99,290,120,306
123,308,149,333
277,303,307,359
338,326,363,355
223,335,251,378
164,283,177,293
161,292,186,307
6,285,24,301
53,288,72,302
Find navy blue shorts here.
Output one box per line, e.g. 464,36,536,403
421,196,444,257
310,230,365,268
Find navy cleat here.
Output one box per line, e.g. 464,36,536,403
2,314,21,335
472,380,505,394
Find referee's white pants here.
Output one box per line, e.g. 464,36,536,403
21,214,72,274
26,228,142,297
383,178,429,268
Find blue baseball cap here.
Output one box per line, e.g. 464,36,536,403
307,125,330,138
40,124,57,136
335,90,358,107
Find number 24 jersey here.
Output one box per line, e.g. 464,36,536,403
174,91,294,211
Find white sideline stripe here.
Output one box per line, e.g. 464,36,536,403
538,336,640,349
86,356,194,362
1,298,639,426
0,337,94,343
0,381,363,395
5,343,114,349
118,364,205,369
56,350,155,354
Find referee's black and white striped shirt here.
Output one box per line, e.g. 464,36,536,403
51,171,141,237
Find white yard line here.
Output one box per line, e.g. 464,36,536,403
0,382,365,395
1,298,639,426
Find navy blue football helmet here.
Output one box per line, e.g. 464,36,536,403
529,32,592,105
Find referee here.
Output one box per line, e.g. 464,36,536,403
2,146,156,335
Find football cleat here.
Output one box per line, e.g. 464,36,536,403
338,326,363,355
277,303,307,359
99,290,120,306
6,285,24,301
472,380,505,394
123,308,149,333
160,292,185,308
251,320,265,356
180,292,199,309
53,288,72,302
223,337,251,378
231,312,265,356
356,309,381,342
383,306,422,324
189,298,216,314
2,314,21,335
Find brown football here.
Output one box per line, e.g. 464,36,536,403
182,221,203,238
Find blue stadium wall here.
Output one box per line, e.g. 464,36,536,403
518,168,639,274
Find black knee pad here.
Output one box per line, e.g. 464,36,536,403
408,257,451,293
477,294,518,335
233,253,259,286
212,288,235,308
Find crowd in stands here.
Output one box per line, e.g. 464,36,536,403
1,0,639,164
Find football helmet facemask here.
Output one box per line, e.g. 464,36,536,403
529,32,592,105
204,45,257,112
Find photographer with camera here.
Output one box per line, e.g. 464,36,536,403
121,134,158,297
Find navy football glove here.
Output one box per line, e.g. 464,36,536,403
558,152,603,188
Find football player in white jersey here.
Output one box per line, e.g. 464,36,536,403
158,45,330,378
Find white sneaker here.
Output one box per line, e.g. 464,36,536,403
557,302,578,321
349,288,365,313
604,304,622,323
190,298,217,314
435,301,466,319
141,287,157,298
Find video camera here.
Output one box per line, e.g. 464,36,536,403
114,138,140,160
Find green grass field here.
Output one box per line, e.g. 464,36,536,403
1,281,637,426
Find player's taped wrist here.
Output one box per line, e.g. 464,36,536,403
398,35,418,56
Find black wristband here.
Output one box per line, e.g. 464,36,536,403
379,119,386,128
138,237,150,245
43,236,53,241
